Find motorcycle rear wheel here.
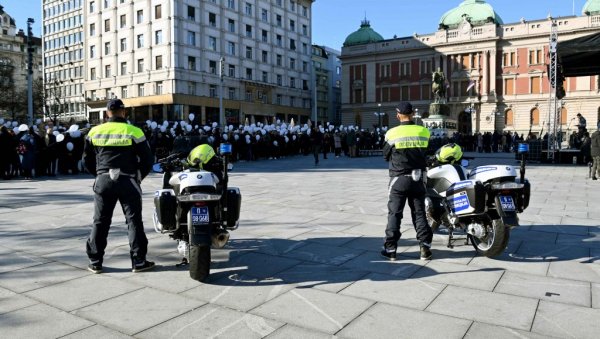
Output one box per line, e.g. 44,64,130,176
468,219,510,257
189,244,211,282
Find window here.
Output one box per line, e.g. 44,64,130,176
104,42,110,55
228,87,236,99
421,84,431,100
530,76,541,93
261,9,268,22
303,61,308,72
137,34,144,48
528,49,543,65
277,74,282,85
155,30,162,44
121,86,128,98
289,20,295,32
400,62,410,77
290,39,296,50
156,81,163,94
120,14,126,28
276,54,282,66
228,64,235,77
276,94,282,105
210,85,217,97
289,58,295,70
104,19,110,32
262,71,268,83
245,90,252,101
503,51,517,67
90,67,96,80
246,46,253,59
504,78,515,95
303,43,308,54
137,59,144,72
187,31,196,45
120,62,127,75
105,65,111,77
104,0,110,8
188,56,196,70
155,55,162,70
245,2,252,15
137,10,143,24
89,23,95,36
401,86,409,101
246,68,252,80
303,79,309,90
245,25,252,38
138,84,144,96
155,5,162,19
209,36,217,50
505,109,513,126
227,0,235,9
188,82,196,95
90,45,96,58
207,60,216,74
276,15,282,27
290,96,295,107
261,30,268,42
302,24,308,35
276,0,282,6
380,64,391,78
531,107,540,125
262,50,268,63
228,19,235,32
209,13,216,27
302,5,308,16
228,41,235,55
89,1,95,13
290,77,295,88
276,34,282,47
120,38,127,51
187,6,195,20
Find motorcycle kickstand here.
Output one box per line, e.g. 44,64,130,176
447,226,454,249
175,257,188,267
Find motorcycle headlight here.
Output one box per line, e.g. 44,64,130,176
178,193,221,202
491,182,524,190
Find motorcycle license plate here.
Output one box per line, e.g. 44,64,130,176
499,196,515,211
191,206,209,224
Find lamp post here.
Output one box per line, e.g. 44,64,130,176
219,56,225,127
373,103,385,129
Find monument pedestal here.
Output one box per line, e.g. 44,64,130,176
423,103,457,137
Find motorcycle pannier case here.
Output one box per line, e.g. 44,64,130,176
226,187,241,228
445,180,485,215
154,189,177,231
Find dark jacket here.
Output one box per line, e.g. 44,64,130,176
83,117,153,180
383,121,430,176
591,131,600,157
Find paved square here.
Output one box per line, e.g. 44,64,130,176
1,152,599,337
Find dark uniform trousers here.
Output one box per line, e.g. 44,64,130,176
384,175,433,250
86,174,148,265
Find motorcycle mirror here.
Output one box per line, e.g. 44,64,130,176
152,163,164,173
460,159,470,167
227,163,234,171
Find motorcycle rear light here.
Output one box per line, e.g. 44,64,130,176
491,182,524,190
178,193,221,202
194,202,206,206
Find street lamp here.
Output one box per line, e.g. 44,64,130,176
374,103,383,129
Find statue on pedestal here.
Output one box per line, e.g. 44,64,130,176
432,68,446,104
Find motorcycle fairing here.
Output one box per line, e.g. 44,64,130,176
468,165,517,183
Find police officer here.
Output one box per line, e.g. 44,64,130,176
83,99,155,274
381,101,433,261
186,143,224,182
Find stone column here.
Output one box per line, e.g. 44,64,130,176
482,50,489,95
489,49,497,96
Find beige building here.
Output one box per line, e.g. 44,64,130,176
44,0,315,125
340,0,600,137
0,5,43,120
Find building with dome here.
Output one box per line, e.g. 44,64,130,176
340,0,600,137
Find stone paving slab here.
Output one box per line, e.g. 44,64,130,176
0,303,94,338
464,321,560,339
0,261,89,293
593,283,600,309
337,302,471,339
265,324,337,339
61,324,133,339
426,285,538,331
412,260,504,291
0,286,38,315
531,300,600,339
275,263,369,293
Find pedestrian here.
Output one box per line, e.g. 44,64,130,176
591,128,600,180
83,99,155,274
333,130,342,157
381,101,433,261
576,113,587,136
310,126,323,165
580,131,592,165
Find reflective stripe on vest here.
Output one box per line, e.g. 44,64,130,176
385,125,430,149
87,122,146,147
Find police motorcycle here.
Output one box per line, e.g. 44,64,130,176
152,143,241,282
424,143,530,257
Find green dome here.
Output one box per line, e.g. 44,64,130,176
439,0,503,29
583,0,600,15
343,20,384,47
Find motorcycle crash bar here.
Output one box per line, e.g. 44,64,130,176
177,193,222,202
490,182,524,190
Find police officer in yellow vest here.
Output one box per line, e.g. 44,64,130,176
83,99,155,274
381,102,433,261
186,143,224,182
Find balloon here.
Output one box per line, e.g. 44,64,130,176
160,126,167,133
35,118,42,125
212,122,218,128
222,134,228,140
53,131,59,136
12,121,18,127
186,124,192,132
234,134,239,140
189,113,195,121
146,120,151,126
18,124,28,132
255,135,261,141
66,142,74,151
151,121,158,129
68,124,79,132
70,130,81,138
0,118,3,124
56,134,65,142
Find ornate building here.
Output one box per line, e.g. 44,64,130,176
340,0,600,137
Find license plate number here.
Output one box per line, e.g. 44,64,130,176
499,196,515,211
191,207,209,224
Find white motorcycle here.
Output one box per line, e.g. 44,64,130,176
425,146,531,257
152,143,241,281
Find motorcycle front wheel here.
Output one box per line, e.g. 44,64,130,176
189,244,211,282
468,219,510,257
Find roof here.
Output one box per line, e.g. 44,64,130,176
583,0,600,15
343,20,384,47
439,0,503,29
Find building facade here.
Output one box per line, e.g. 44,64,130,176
0,5,43,121
340,0,600,137
43,0,315,125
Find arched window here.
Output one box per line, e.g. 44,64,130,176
561,107,567,125
354,112,362,128
530,107,540,126
505,109,513,126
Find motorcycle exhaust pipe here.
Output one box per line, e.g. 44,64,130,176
211,229,230,249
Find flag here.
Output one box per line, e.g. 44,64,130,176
466,80,476,93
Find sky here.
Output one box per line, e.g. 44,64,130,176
0,0,590,48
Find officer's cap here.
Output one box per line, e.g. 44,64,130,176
396,102,413,115
107,99,125,111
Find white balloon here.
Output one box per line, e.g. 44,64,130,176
186,124,192,132
18,124,28,132
53,131,59,136
66,142,74,151
13,127,19,134
56,134,65,142
146,120,151,126
12,121,18,127
68,124,79,132
35,118,42,125
189,113,195,121
212,122,218,128
222,134,228,140
255,135,261,140
160,126,167,133
151,121,158,129
70,130,81,138
0,118,4,124
234,134,240,140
